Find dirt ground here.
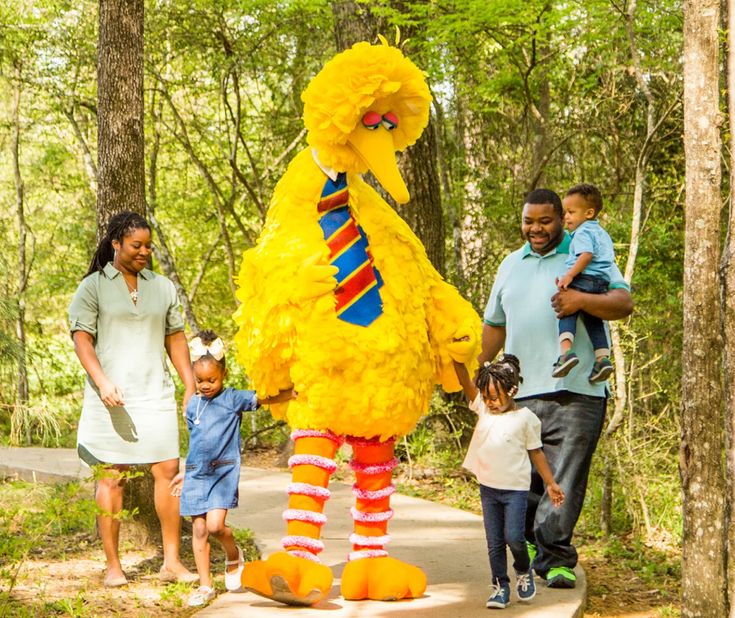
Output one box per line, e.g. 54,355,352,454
2,447,679,617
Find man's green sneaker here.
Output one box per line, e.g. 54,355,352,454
526,541,537,564
546,566,576,589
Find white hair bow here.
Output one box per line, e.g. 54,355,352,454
189,336,225,361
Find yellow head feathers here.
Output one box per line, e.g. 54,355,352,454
302,41,432,174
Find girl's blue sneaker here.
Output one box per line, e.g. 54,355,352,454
486,581,511,608
516,570,536,601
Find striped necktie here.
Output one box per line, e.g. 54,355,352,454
317,173,383,327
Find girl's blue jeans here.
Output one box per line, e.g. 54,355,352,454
479,484,530,586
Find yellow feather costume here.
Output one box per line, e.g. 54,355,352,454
233,41,480,606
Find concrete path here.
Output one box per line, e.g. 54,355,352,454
0,447,585,617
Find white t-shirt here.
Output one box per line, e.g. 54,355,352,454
462,393,543,490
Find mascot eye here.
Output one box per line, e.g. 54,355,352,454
381,112,398,130
362,111,382,130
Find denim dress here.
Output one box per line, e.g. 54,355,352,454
180,387,258,516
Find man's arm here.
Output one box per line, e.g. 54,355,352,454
479,323,506,365
551,287,633,321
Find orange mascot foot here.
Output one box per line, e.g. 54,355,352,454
242,551,333,606
341,556,426,601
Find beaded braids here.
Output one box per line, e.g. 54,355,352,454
83,211,151,279
476,354,523,399
192,329,227,370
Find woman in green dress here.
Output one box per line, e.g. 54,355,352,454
69,211,197,587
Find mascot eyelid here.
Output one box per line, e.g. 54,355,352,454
362,111,382,129
381,112,398,130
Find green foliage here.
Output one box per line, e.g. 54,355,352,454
232,527,259,562
0,480,96,602
159,581,191,608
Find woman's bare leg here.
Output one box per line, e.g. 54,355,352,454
95,465,128,580
151,458,192,575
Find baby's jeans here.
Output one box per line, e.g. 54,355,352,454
558,273,610,355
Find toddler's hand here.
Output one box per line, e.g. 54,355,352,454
556,274,573,291
547,482,565,507
169,472,184,498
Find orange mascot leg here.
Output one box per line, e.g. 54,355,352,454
241,429,341,606
340,436,427,601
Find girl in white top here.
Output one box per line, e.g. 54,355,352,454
453,354,564,609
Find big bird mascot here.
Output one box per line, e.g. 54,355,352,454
233,40,480,606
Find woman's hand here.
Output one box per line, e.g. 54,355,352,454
97,378,125,407
182,387,195,417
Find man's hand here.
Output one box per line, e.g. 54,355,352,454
551,288,584,318
553,287,634,321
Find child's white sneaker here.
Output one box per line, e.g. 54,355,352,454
187,585,216,607
224,546,244,592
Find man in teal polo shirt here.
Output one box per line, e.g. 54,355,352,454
480,188,633,588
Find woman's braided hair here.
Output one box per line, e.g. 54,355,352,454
83,211,150,279
476,354,523,399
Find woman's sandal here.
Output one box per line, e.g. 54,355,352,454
224,546,244,592
187,585,216,607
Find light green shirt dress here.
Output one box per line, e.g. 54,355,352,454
69,262,184,465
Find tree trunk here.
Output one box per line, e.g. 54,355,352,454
11,78,30,445
395,113,445,274
528,62,549,191
457,94,489,296
97,0,146,232
681,1,727,615
723,0,735,612
331,0,381,49
97,0,158,542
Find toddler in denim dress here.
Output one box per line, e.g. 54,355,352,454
170,330,294,607
452,354,565,609
551,184,617,383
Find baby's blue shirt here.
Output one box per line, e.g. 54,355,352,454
565,220,615,281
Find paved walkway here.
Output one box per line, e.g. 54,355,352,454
0,447,585,617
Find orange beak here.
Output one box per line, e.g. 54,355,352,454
347,124,410,204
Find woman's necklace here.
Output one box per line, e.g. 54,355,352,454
123,277,138,303
193,396,211,425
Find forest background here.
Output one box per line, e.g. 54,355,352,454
0,0,684,614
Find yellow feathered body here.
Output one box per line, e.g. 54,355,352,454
234,149,479,441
